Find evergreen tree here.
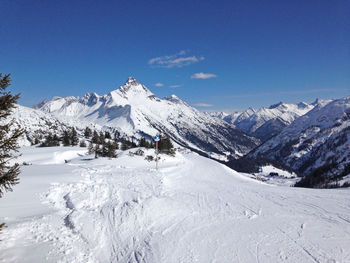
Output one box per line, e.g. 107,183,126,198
92,130,99,144
106,141,117,158
70,128,79,146
139,137,147,147
113,140,119,150
104,131,111,139
0,73,24,197
84,127,92,138
52,134,60,146
62,130,71,146
34,137,40,145
39,134,51,147
101,141,109,157
139,137,152,148
121,140,128,151
98,131,105,145
158,135,175,156
40,133,60,147
113,132,118,142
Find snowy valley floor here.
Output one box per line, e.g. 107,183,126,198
1,147,350,263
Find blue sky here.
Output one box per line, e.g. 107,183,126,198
1,0,349,110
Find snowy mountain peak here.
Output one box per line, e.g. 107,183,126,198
269,102,283,109
211,101,316,141
117,77,153,97
250,96,350,180
311,98,321,106
31,77,259,158
52,96,63,101
80,92,101,106
125,76,139,85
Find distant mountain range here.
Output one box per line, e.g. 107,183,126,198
249,96,350,185
11,77,350,186
30,77,259,158
208,99,331,141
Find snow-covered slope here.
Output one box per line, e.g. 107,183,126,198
9,105,71,146
212,100,331,141
1,146,350,262
35,77,259,158
250,96,350,178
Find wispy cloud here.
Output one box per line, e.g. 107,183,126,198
193,103,213,107
169,84,182,88
154,82,164,87
191,72,217,79
148,51,205,68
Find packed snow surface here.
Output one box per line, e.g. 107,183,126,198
1,147,350,262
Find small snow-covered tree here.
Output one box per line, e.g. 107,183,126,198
0,73,24,198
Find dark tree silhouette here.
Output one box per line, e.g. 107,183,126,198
62,130,71,146
84,127,92,138
0,73,24,197
92,130,99,144
70,128,79,146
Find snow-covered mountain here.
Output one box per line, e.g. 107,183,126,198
9,105,72,146
211,100,331,141
249,96,350,181
34,77,259,158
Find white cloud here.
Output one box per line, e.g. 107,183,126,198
191,72,217,79
193,103,213,107
169,84,182,88
154,82,164,87
148,51,205,68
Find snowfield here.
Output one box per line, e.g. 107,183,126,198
1,147,350,263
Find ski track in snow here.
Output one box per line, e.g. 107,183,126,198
1,149,350,263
